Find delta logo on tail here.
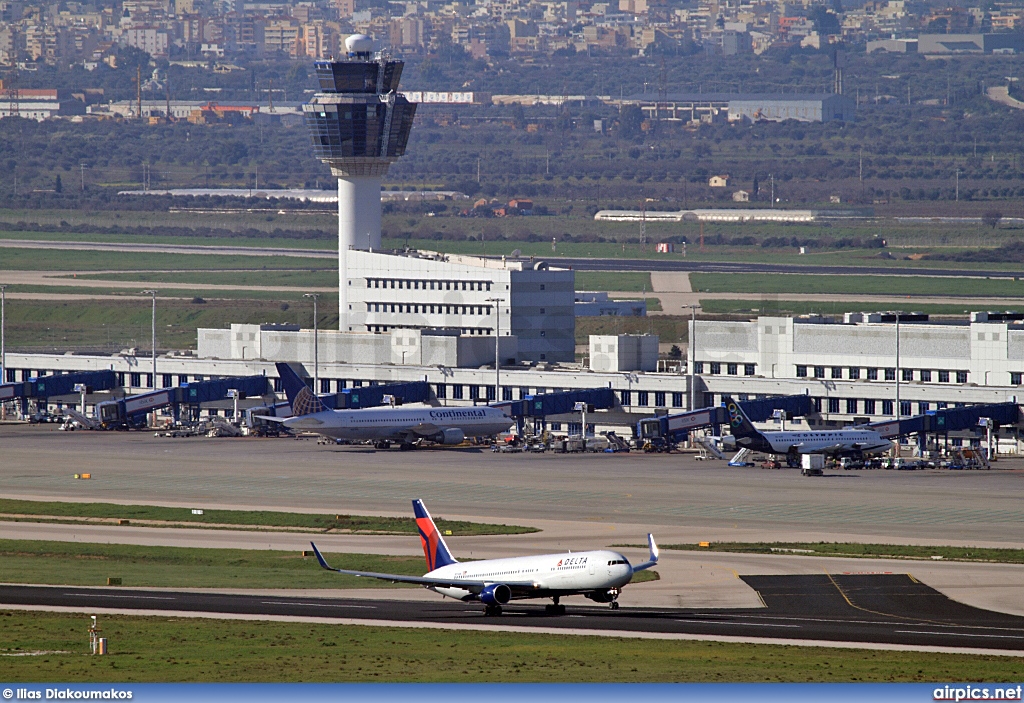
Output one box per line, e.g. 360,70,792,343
414,499,457,571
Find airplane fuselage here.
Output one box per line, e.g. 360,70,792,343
738,429,893,456
281,405,513,442
426,550,635,601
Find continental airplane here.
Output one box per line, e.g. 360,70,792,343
311,500,659,615
723,395,893,461
263,362,513,449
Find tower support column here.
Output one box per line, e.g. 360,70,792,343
337,175,382,332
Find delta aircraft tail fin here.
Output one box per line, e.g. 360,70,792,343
413,499,459,571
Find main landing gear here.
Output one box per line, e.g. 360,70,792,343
610,601,620,610
484,605,503,616
374,440,391,449
545,596,567,615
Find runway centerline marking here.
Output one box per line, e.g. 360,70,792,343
260,601,375,609
895,630,1024,640
64,594,176,600
679,620,801,628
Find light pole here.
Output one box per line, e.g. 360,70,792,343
486,297,504,402
894,312,901,420
227,389,239,422
0,284,6,387
303,293,320,395
74,384,87,416
685,304,700,411
141,290,157,388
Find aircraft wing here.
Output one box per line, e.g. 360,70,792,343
253,415,289,423
409,422,441,436
310,543,538,593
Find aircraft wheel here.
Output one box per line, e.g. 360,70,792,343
484,605,502,616
399,443,415,451
610,601,620,610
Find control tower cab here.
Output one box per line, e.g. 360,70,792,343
303,35,417,326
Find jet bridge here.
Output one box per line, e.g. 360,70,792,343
95,375,272,429
0,370,119,415
636,394,816,446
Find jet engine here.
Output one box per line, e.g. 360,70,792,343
585,589,619,603
478,583,511,606
431,428,465,445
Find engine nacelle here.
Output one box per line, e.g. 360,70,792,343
431,428,465,445
585,589,619,603
478,583,511,606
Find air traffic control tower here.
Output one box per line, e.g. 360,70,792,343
303,34,417,328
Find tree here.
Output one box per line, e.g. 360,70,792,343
54,174,62,193
983,210,1003,229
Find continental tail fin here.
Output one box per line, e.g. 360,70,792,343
723,396,759,438
413,499,458,571
275,362,326,416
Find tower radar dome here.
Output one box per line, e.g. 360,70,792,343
345,34,374,55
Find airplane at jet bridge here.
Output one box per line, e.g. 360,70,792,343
262,362,513,448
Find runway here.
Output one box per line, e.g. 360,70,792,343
1,239,1018,278
547,257,1024,279
4,574,1024,653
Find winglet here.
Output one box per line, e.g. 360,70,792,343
632,533,659,572
310,542,334,571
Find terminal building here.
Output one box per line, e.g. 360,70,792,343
692,313,1024,426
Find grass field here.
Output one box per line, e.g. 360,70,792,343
0,248,329,272
70,270,337,287
3,299,334,352
698,299,978,317
0,499,535,536
5,285,324,302
3,611,1021,682
0,540,425,589
691,273,1024,298
575,315,686,345
575,272,652,291
640,541,1024,564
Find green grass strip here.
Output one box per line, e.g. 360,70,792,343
3,610,1021,681
0,499,536,536
691,272,1024,298
618,541,1024,564
0,540,423,589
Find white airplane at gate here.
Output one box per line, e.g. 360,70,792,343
723,395,893,460
311,500,659,615
263,362,513,448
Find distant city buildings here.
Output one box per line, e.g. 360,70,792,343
0,0,1016,70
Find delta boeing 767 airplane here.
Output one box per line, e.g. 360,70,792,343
311,500,659,615
263,362,513,449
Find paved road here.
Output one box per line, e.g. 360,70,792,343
3,574,1022,652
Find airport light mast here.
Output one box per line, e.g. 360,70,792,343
141,290,157,389
303,35,417,331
